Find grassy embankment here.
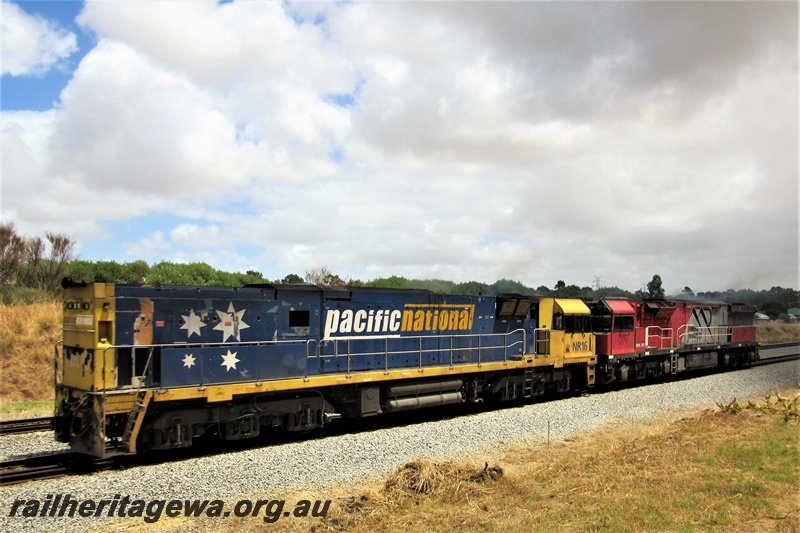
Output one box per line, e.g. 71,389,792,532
1,302,799,413
756,321,800,344
0,301,61,415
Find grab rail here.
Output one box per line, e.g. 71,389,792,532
100,329,527,387
309,329,527,376
644,326,674,349
677,325,732,346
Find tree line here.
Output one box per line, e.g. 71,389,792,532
0,223,74,293
1,224,797,319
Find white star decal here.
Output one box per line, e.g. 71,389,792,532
214,303,250,342
182,353,196,368
220,349,240,371
181,309,206,338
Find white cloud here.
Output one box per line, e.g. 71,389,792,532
170,224,221,249
123,231,169,258
77,1,355,91
52,40,265,194
2,1,797,293
1,1,77,76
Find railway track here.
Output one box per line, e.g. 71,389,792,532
1,453,83,485
0,453,126,486
752,352,799,366
0,416,52,435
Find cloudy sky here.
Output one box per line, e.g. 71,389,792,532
1,1,797,294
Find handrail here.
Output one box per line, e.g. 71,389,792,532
644,326,674,349
106,338,318,353
533,328,550,355
677,325,732,346
311,329,527,376
53,340,63,418
100,331,526,388
53,340,63,388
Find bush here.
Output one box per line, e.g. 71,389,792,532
0,285,55,305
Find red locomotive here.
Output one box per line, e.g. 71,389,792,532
590,298,757,384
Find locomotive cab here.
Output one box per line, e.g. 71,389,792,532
56,280,118,457
590,298,638,357
532,298,596,392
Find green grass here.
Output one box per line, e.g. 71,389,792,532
689,417,799,531
0,399,53,417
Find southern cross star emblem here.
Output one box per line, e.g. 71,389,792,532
180,309,206,338
182,353,196,368
214,303,249,342
220,349,240,371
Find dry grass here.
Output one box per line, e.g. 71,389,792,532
187,393,796,533
383,458,503,497
757,322,800,344
0,301,61,404
88,392,798,533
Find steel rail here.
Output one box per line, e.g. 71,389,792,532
0,452,117,486
0,416,53,435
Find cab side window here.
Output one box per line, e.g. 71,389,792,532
564,315,590,333
614,315,634,331
591,314,611,333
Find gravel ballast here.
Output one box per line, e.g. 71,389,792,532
1,361,798,532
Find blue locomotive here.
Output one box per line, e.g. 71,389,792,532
55,280,596,457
